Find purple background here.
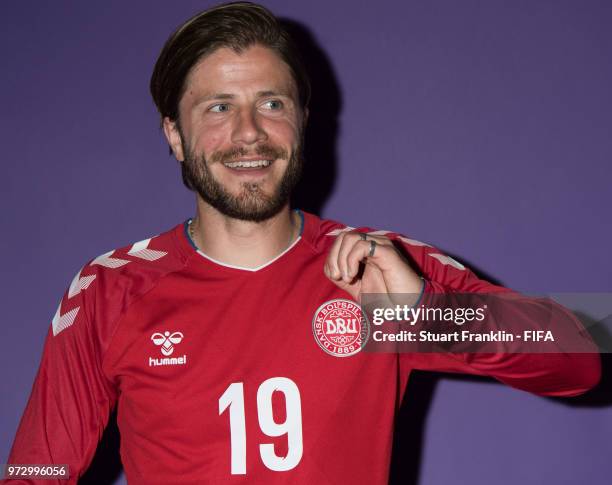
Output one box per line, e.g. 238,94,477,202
2,1,611,484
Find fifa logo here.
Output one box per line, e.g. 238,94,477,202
151,331,184,356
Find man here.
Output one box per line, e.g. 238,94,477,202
8,2,600,484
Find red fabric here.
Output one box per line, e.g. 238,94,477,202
8,211,600,484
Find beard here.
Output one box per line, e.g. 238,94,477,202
180,135,304,223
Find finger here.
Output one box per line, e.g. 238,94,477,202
328,270,360,300
345,235,393,279
360,262,389,294
325,231,348,281
325,247,362,300
357,236,423,294
337,232,370,282
323,261,331,279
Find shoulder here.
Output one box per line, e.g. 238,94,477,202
302,210,440,258
52,222,191,337
301,211,479,289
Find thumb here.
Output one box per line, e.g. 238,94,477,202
324,264,360,300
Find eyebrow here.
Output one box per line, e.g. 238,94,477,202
198,93,234,102
256,90,291,98
197,90,292,103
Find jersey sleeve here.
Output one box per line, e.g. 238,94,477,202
7,263,117,484
388,234,602,398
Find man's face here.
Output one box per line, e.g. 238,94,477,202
165,44,306,222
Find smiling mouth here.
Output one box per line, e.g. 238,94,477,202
223,159,273,169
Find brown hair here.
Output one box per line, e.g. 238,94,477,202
150,1,311,124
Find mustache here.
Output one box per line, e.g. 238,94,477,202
209,144,289,164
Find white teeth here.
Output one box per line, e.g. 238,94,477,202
224,160,271,169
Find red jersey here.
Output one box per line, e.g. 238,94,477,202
8,211,600,484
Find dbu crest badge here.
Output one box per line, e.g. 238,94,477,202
312,299,369,357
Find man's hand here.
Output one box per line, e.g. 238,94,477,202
324,231,423,301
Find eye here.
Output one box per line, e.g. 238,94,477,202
209,103,230,113
262,99,284,110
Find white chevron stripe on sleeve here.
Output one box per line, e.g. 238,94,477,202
325,226,355,236
129,248,168,261
68,269,97,298
428,253,466,271
52,304,80,336
398,236,432,247
90,250,130,269
127,238,167,261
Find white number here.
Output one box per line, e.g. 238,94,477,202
219,377,303,475
257,377,303,471
218,382,247,474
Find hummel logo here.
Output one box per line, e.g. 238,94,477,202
151,331,184,356
149,331,187,368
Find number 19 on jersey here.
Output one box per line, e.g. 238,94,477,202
218,377,303,474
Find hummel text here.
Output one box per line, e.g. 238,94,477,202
148,354,187,367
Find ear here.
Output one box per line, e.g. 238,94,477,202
162,117,185,162
302,107,309,128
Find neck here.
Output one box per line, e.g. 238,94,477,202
189,199,299,269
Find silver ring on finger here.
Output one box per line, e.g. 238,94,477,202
359,232,367,241
368,240,377,257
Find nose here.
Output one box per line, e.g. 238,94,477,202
231,108,268,146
